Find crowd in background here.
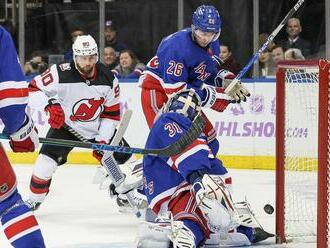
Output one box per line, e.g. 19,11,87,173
19,20,146,81
219,18,316,78
0,13,323,81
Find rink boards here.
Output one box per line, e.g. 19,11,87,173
1,78,317,170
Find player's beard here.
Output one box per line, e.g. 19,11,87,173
77,64,94,77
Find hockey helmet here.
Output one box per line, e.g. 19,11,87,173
72,35,99,62
163,89,202,122
192,5,221,41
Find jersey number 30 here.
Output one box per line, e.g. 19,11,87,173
164,122,183,137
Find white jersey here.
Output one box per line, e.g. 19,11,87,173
29,62,120,142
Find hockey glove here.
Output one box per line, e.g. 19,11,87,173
202,85,232,112
214,69,235,87
214,69,250,103
224,78,250,103
92,140,106,161
9,115,39,152
45,98,65,129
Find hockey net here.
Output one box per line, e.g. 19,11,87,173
276,60,330,247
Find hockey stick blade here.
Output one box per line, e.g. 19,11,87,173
0,114,205,157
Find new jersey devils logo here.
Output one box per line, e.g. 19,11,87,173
70,97,105,122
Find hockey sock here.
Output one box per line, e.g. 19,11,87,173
29,175,51,201
1,192,45,247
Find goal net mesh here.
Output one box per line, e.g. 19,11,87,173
283,67,320,241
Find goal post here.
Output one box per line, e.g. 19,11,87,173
276,59,330,247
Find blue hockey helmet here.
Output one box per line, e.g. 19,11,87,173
163,89,202,122
192,5,221,41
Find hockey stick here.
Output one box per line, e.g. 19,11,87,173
0,114,205,157
101,151,141,218
63,110,141,217
225,0,305,94
62,109,132,147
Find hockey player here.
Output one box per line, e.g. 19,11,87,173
114,89,273,247
0,25,45,247
25,34,131,210
140,5,250,157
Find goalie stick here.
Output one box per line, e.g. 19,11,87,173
224,0,305,94
0,114,205,157
64,110,141,217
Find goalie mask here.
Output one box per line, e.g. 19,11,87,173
163,89,202,122
192,5,221,43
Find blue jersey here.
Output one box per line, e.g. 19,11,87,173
0,26,29,135
146,28,219,98
143,112,227,213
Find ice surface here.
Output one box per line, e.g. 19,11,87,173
0,165,315,248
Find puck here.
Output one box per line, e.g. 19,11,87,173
264,204,274,214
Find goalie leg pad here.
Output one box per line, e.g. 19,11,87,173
195,175,236,232
168,189,210,239
136,221,171,248
234,201,261,228
137,219,199,248
234,201,274,243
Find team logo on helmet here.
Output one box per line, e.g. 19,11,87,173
192,5,222,42
82,42,90,48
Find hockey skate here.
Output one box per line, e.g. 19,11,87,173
235,200,274,243
251,227,274,243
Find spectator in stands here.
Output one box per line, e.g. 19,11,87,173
219,43,242,75
104,46,118,70
64,28,84,62
271,45,285,64
258,51,275,77
258,33,276,77
266,45,285,76
284,48,305,60
105,20,127,56
279,18,311,57
112,49,145,79
24,54,48,82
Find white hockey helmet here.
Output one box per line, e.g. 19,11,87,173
72,34,99,62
